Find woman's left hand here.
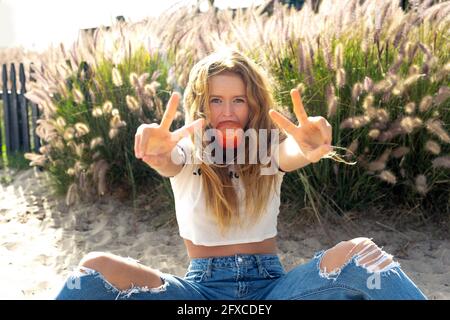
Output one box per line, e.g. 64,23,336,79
269,89,333,163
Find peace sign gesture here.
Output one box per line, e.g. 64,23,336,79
269,89,332,163
134,92,204,167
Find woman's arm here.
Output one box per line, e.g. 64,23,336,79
276,135,312,172
142,149,185,177
134,92,203,178
270,89,332,172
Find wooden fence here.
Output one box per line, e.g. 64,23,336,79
1,62,41,157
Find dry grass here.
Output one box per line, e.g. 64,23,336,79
0,0,448,219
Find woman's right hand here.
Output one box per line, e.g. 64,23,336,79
134,92,204,168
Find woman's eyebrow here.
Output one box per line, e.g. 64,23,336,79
209,95,247,98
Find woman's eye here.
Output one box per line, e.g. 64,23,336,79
211,98,221,104
234,99,245,103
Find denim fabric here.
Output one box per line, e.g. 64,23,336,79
55,251,427,300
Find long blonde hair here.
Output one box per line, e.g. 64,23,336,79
183,48,287,235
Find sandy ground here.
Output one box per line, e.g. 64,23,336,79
0,167,449,300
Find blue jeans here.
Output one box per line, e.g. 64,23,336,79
55,251,427,300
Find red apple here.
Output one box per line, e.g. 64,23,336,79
216,121,243,149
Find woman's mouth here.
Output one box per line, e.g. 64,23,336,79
217,121,241,129
216,121,243,149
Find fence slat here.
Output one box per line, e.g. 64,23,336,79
2,64,12,154
1,62,44,158
19,63,31,152
9,64,21,153
29,63,41,153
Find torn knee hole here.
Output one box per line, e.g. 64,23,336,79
354,243,394,272
358,252,394,271
319,241,356,275
356,245,381,264
77,265,99,275
121,278,168,298
320,239,396,276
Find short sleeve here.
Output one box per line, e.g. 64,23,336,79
176,136,193,161
269,150,287,174
167,137,194,178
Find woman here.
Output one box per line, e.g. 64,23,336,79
56,48,426,300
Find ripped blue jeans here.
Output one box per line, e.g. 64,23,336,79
55,249,427,300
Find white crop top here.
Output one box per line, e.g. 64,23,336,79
169,137,285,246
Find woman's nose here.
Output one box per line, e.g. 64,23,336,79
222,101,233,116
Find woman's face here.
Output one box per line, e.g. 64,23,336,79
207,72,250,130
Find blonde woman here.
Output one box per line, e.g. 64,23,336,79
56,49,426,300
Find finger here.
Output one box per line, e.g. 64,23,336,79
140,126,158,156
160,92,180,131
304,144,332,163
269,110,297,135
311,117,333,145
134,133,142,158
323,120,332,145
291,89,308,126
171,118,205,142
140,128,149,156
142,155,161,168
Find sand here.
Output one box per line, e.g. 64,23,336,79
0,166,449,299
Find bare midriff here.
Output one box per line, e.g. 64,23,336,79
184,236,278,259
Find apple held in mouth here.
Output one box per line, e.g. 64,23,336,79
216,121,244,149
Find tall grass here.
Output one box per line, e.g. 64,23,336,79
271,2,450,217
21,28,180,206
1,0,447,220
